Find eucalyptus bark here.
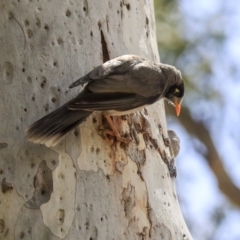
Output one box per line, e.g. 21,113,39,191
0,0,192,239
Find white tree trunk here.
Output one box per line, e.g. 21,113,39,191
0,0,192,239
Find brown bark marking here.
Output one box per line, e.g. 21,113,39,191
100,30,110,63
25,160,53,209
1,178,13,193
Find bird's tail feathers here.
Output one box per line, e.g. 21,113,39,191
26,104,91,147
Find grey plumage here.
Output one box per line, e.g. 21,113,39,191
26,55,184,147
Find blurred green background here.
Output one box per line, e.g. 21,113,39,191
154,0,240,239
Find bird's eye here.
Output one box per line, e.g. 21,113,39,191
172,88,181,97
174,88,180,94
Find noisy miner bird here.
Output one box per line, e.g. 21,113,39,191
26,55,184,147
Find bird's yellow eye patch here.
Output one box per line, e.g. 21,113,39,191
174,88,180,94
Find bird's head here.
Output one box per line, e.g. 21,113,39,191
162,65,184,116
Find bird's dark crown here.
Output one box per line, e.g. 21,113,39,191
161,65,184,99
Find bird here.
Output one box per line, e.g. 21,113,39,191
26,54,184,147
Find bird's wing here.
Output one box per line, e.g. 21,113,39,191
70,55,167,105
86,61,167,98
68,92,159,112
125,61,166,97
69,55,147,88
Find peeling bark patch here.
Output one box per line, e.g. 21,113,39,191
145,134,175,177
144,134,169,165
122,184,135,218
131,127,140,144
78,123,115,175
41,152,76,238
131,113,151,135
2,178,13,193
100,30,110,63
126,142,145,165
148,209,173,239
122,159,150,233
0,143,8,149
25,160,53,209
125,115,149,165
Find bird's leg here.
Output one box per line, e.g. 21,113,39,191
104,115,121,138
103,114,130,143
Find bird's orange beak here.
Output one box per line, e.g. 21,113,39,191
173,98,182,116
175,102,181,116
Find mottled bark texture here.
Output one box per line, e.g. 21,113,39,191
0,0,192,239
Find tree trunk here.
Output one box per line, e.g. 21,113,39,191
0,0,192,239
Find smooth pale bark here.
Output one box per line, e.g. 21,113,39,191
0,0,192,239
